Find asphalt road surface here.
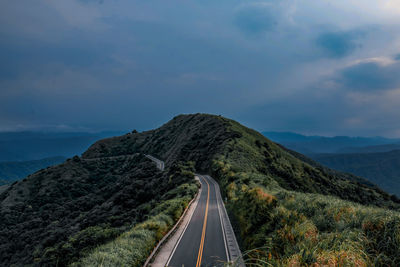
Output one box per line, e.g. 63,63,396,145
167,175,228,267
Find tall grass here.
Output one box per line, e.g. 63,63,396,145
221,169,400,266
211,120,400,266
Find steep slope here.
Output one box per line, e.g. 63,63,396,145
2,114,400,266
85,114,398,208
85,114,400,265
311,150,400,197
213,118,400,266
0,155,196,266
83,114,235,171
0,156,66,184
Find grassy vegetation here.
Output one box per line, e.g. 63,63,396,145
228,187,400,266
70,182,198,267
0,155,197,266
4,114,399,266
212,118,400,266
82,114,400,266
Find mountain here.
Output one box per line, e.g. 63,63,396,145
0,154,196,266
1,114,400,266
337,143,400,154
311,150,400,197
0,131,124,162
264,131,400,199
0,157,66,184
263,131,400,154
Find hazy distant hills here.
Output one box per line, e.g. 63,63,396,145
1,114,399,266
263,131,400,154
264,131,400,197
0,156,66,185
337,143,400,153
0,131,124,162
0,131,124,186
311,150,400,196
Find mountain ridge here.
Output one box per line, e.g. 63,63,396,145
1,114,400,266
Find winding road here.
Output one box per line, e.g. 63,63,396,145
168,175,228,267
146,155,243,267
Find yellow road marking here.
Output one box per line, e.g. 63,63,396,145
196,176,210,267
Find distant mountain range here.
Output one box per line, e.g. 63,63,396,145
263,131,400,154
2,114,399,266
264,131,400,197
337,143,400,153
0,156,66,185
311,150,400,197
0,131,125,162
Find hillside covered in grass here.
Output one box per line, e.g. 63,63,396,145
213,118,400,266
85,114,400,266
0,154,196,266
2,113,400,266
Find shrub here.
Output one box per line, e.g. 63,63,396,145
71,183,198,267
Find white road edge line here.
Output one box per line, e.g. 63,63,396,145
165,175,202,266
210,175,230,262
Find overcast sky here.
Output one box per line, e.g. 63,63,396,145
1,0,400,137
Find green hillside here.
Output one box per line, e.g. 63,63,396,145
213,117,400,266
1,114,400,266
0,155,196,266
84,114,400,266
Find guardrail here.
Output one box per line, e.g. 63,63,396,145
145,155,165,171
206,175,245,267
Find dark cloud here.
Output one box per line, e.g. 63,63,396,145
395,54,400,61
78,0,104,4
0,0,400,137
234,5,277,35
316,31,362,58
337,61,400,91
0,43,107,81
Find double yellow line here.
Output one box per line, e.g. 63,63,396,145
196,176,210,267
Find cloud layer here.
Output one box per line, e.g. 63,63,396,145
1,0,400,136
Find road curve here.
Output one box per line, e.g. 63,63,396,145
167,175,229,267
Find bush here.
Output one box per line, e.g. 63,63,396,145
71,184,198,267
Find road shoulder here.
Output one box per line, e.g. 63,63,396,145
148,176,202,267
206,175,245,267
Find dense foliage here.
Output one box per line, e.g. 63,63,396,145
71,181,198,267
0,154,195,266
212,118,400,266
2,114,400,267
82,114,400,266
83,114,235,171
